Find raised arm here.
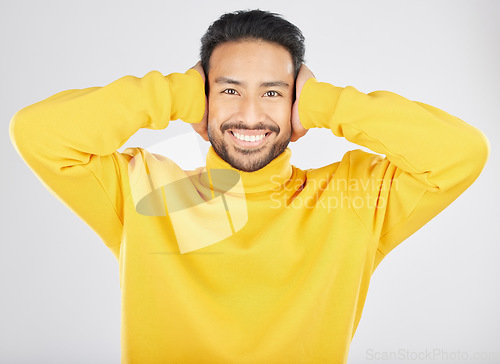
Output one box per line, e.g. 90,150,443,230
295,65,489,265
9,68,205,258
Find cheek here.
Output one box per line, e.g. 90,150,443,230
207,98,222,128
208,97,232,121
207,99,243,132
266,104,292,130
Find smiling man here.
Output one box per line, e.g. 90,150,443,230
9,9,489,364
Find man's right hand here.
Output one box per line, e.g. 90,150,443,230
291,64,315,142
190,61,209,141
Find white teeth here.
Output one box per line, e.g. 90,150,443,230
233,132,266,142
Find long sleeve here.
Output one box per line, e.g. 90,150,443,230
9,69,205,258
298,79,489,264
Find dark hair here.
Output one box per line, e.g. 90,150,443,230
200,9,305,79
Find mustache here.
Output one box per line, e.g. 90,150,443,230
220,122,280,134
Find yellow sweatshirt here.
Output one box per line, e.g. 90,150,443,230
9,69,489,363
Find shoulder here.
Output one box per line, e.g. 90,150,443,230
299,149,387,181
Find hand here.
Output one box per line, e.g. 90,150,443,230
291,64,315,142
189,61,209,141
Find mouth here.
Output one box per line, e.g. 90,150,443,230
226,129,273,149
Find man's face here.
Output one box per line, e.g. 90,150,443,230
207,40,295,172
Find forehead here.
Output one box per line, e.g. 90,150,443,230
209,40,294,81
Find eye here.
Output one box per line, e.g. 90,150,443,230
222,88,239,95
264,90,281,97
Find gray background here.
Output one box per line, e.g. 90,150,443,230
1,1,499,363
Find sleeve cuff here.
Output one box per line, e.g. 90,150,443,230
167,68,206,124
298,78,343,130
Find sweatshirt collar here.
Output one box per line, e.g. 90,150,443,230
202,146,293,195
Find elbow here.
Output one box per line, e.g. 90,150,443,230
433,125,490,193
9,106,43,161
455,126,489,188
468,127,489,178
9,108,29,155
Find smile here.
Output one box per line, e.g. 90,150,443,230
232,132,267,142
227,129,272,148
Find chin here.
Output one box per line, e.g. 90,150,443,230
218,143,289,172
230,158,269,173
208,127,291,173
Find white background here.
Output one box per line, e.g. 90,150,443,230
1,1,499,363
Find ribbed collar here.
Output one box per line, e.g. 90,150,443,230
202,146,294,195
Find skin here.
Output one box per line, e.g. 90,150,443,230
190,39,315,172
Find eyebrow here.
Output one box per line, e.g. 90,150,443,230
214,77,290,88
261,81,290,88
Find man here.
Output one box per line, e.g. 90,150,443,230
9,9,489,364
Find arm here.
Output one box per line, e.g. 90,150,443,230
9,68,205,259
296,68,489,266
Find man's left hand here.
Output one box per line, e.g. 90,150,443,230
291,64,315,142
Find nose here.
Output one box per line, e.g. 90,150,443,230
238,96,264,127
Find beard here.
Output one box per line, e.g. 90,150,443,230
207,121,292,172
